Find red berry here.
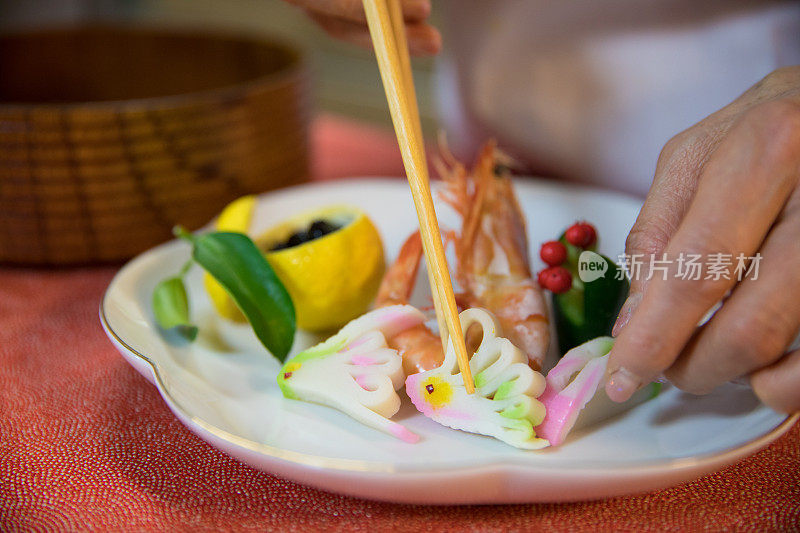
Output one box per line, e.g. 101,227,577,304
537,266,573,294
579,222,597,247
537,269,549,289
565,221,597,248
539,240,567,266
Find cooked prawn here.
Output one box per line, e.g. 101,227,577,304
376,139,549,374
437,139,550,370
375,232,445,375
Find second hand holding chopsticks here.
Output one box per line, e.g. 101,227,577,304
362,0,475,393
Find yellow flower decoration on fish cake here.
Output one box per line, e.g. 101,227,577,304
418,376,453,409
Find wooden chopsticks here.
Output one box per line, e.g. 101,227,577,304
383,0,448,353
362,0,475,393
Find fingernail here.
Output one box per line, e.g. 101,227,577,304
612,292,642,337
605,367,641,402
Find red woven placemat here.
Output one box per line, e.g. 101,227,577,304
2,115,799,532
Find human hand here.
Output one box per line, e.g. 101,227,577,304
284,0,441,55
606,66,800,413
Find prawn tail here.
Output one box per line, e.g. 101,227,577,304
376,231,423,307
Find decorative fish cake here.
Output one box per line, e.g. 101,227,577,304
406,308,549,449
278,305,425,443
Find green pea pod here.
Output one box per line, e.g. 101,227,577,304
184,230,296,361
152,276,198,341
553,252,629,355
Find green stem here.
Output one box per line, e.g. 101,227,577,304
177,259,193,278
173,225,196,244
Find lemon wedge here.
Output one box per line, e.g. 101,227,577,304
203,196,385,332
257,206,385,332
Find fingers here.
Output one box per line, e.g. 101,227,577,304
307,11,441,55
613,127,720,334
613,71,800,335
664,206,800,393
751,348,800,413
291,0,440,55
606,100,800,402
290,0,431,24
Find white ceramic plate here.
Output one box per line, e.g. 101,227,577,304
101,178,796,504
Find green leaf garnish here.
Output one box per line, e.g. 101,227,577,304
152,276,198,341
177,228,296,362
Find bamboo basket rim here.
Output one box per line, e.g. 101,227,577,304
0,24,307,114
